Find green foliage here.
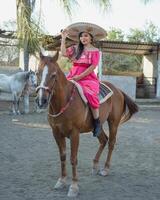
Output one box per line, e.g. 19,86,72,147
0,20,19,66
104,21,160,74
144,21,160,42
1,20,17,31
58,0,78,16
103,53,142,74
141,0,154,4
127,21,160,43
16,0,111,58
107,28,124,41
89,0,111,12
58,56,72,72
127,28,145,42
16,0,43,54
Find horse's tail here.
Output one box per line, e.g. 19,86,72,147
120,91,139,124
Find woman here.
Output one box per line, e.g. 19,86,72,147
60,23,106,137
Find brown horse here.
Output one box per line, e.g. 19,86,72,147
36,52,138,197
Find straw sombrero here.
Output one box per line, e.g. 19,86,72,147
66,22,107,41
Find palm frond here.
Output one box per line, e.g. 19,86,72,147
140,0,153,4
16,0,43,54
89,0,111,12
59,0,79,16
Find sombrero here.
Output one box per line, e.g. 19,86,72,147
66,22,107,41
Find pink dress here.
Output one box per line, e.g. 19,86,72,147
66,46,100,109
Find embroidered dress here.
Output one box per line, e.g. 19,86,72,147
66,46,100,109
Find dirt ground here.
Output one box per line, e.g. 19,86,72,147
0,66,160,200
0,101,160,200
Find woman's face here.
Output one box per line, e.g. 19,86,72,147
79,32,92,45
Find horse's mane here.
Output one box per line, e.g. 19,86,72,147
13,71,29,81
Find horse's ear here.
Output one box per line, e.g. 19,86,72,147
39,52,44,59
51,51,59,62
25,71,30,80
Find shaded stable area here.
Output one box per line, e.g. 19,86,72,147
0,103,160,200
41,37,160,99
1,30,160,99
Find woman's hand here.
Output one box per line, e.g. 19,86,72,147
72,75,81,81
61,29,69,40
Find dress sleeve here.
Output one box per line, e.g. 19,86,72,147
66,46,75,58
91,51,100,67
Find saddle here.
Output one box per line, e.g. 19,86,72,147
70,80,113,105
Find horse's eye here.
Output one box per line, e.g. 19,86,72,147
50,72,56,79
36,71,41,77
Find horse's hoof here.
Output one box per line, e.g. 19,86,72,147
17,111,21,115
91,168,99,175
67,185,79,197
54,178,66,190
99,168,109,176
11,111,17,115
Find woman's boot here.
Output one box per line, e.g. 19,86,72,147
93,118,101,137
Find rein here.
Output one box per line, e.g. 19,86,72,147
36,85,51,93
48,83,76,118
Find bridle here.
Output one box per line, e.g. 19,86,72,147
36,71,57,100
36,70,76,118
48,83,76,118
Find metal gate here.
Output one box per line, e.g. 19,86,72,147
136,76,157,98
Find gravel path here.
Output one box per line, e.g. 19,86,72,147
0,103,160,200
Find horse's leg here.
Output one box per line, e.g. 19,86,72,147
16,97,21,115
99,119,119,176
53,133,67,189
11,93,17,115
92,128,108,175
67,131,79,197
23,94,29,114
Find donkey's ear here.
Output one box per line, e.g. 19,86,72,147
52,51,59,62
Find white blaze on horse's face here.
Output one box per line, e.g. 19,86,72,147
38,65,49,107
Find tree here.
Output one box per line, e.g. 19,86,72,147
141,0,154,4
0,20,18,66
16,0,157,71
127,29,145,43
107,28,124,41
16,0,40,71
127,21,160,43
144,21,160,42
16,0,111,71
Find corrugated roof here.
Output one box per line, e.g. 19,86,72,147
1,29,159,55
96,40,160,55
44,34,160,55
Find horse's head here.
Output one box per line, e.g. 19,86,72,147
27,70,37,88
35,51,59,109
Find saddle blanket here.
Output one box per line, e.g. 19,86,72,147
70,80,113,105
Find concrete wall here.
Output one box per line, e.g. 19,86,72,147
143,54,157,82
156,52,160,98
101,75,136,100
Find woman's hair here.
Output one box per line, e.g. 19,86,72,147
75,32,93,60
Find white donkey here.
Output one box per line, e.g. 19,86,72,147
0,70,37,114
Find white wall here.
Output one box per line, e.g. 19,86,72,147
102,75,136,100
156,52,160,98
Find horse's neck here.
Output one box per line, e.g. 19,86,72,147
14,72,27,83
49,70,72,113
11,72,28,93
